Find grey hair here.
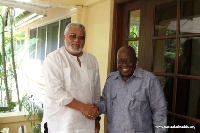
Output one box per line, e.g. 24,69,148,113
64,23,86,36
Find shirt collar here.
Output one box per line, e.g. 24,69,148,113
114,66,143,80
133,66,143,78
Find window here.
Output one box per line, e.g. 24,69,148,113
29,17,71,64
37,26,46,64
46,22,59,56
60,18,71,48
111,0,140,71
29,28,37,59
153,1,200,132
128,9,140,57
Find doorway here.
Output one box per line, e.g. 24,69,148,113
111,0,200,133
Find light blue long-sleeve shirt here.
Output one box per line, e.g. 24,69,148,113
97,66,167,133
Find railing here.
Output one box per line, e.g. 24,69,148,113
0,112,42,133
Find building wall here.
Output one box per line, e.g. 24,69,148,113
83,0,114,132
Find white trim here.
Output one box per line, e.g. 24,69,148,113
16,13,38,26
16,15,44,28
45,25,48,59
35,27,38,59
57,20,61,49
29,14,71,30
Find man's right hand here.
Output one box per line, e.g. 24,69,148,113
65,99,99,120
82,104,99,120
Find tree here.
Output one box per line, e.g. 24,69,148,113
0,6,37,112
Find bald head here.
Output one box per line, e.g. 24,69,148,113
117,46,137,60
117,46,137,82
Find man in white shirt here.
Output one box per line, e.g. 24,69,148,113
42,23,101,133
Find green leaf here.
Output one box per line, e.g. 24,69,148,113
0,107,11,112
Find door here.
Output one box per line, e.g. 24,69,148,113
111,0,141,72
112,0,200,133
151,0,200,133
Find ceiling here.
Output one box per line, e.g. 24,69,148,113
0,0,105,15
0,0,84,15
0,0,105,28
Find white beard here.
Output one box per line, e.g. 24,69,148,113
65,42,83,55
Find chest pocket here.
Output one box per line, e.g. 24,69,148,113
111,93,117,106
108,92,118,125
129,93,147,113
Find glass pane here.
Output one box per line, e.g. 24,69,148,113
46,21,59,56
180,0,200,34
129,10,140,38
37,26,46,64
178,38,200,76
174,117,199,133
154,2,177,36
128,41,139,57
157,76,174,112
29,28,37,59
59,18,71,48
175,78,200,120
153,39,176,73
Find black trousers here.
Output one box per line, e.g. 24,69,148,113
44,122,48,133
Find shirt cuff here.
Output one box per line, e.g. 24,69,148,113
96,103,104,115
60,97,73,106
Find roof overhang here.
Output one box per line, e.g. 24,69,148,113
0,0,106,16
0,0,106,28
0,0,52,15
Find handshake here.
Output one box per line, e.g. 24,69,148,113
82,104,99,120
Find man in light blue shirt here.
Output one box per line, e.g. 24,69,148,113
97,46,167,133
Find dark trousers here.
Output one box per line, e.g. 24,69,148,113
44,122,48,133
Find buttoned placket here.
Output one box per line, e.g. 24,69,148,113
121,81,130,132
121,76,135,132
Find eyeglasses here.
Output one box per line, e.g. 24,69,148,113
67,34,85,41
117,59,134,65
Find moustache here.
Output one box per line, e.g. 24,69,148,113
70,42,81,47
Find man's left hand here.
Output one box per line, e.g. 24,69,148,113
82,104,99,120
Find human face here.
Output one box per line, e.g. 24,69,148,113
64,27,85,55
117,49,137,82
